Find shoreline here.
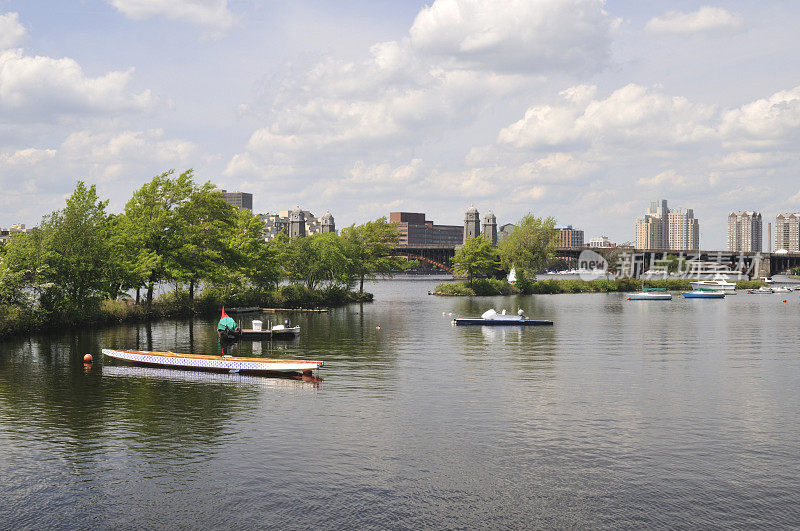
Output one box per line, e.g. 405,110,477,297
0,287,373,340
432,278,766,296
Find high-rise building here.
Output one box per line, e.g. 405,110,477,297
775,213,800,252
667,208,700,251
556,225,584,248
389,212,463,246
635,199,699,250
482,210,497,246
464,206,480,241
727,211,762,252
221,189,253,211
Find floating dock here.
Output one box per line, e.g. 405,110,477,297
238,327,300,340
453,318,553,326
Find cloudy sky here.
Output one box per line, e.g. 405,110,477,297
1,1,799,248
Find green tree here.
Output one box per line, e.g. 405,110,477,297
171,183,239,300
452,234,498,284
497,214,558,280
280,233,352,290
36,182,111,318
122,169,195,307
341,217,407,293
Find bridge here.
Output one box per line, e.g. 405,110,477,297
556,247,800,279
393,243,800,278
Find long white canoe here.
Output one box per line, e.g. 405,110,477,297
102,349,323,374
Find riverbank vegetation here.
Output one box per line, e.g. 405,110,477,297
0,170,404,337
434,278,765,296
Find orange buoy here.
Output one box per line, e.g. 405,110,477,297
784,299,788,303
83,354,93,363
626,297,630,300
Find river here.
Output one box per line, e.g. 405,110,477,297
2,279,799,528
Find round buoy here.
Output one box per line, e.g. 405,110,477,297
784,299,788,303
376,326,381,330
83,354,93,363
627,297,630,300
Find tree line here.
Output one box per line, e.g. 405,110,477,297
451,214,559,286
0,170,407,324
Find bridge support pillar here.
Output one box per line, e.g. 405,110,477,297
756,255,771,280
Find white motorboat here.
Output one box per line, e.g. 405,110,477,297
627,288,672,300
747,286,775,294
689,275,737,294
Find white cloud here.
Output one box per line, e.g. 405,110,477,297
645,6,744,35
497,83,715,150
718,86,800,145
0,147,56,166
409,0,617,73
0,129,200,220
106,0,234,34
0,12,26,49
0,49,153,119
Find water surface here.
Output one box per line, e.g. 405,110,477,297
2,280,800,528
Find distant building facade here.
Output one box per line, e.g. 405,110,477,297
635,199,699,250
556,225,584,248
776,213,800,252
260,208,335,241
389,212,463,246
498,223,515,242
464,206,480,241
221,189,253,211
482,210,497,245
588,236,614,247
0,224,32,244
727,211,762,252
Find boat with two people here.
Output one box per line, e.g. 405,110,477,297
453,308,553,326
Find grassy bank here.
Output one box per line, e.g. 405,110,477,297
433,278,765,296
0,285,372,339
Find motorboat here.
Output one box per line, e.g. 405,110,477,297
772,286,792,293
681,290,725,299
453,308,553,326
627,287,672,300
747,286,775,294
689,275,737,294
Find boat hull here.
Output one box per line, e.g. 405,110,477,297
628,293,672,300
681,292,725,299
453,318,553,326
102,349,322,374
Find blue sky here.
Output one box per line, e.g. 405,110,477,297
1,1,799,248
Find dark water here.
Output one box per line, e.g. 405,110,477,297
2,280,800,528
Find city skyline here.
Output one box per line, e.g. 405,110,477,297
1,2,800,249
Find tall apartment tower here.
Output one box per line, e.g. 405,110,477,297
668,208,700,251
482,210,497,245
289,206,306,238
321,211,335,234
635,199,668,249
635,199,699,250
464,205,480,242
775,213,800,252
727,211,762,252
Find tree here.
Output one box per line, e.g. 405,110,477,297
452,235,498,284
497,214,557,280
36,182,111,317
171,183,239,300
122,169,195,306
226,209,282,292
341,217,408,293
